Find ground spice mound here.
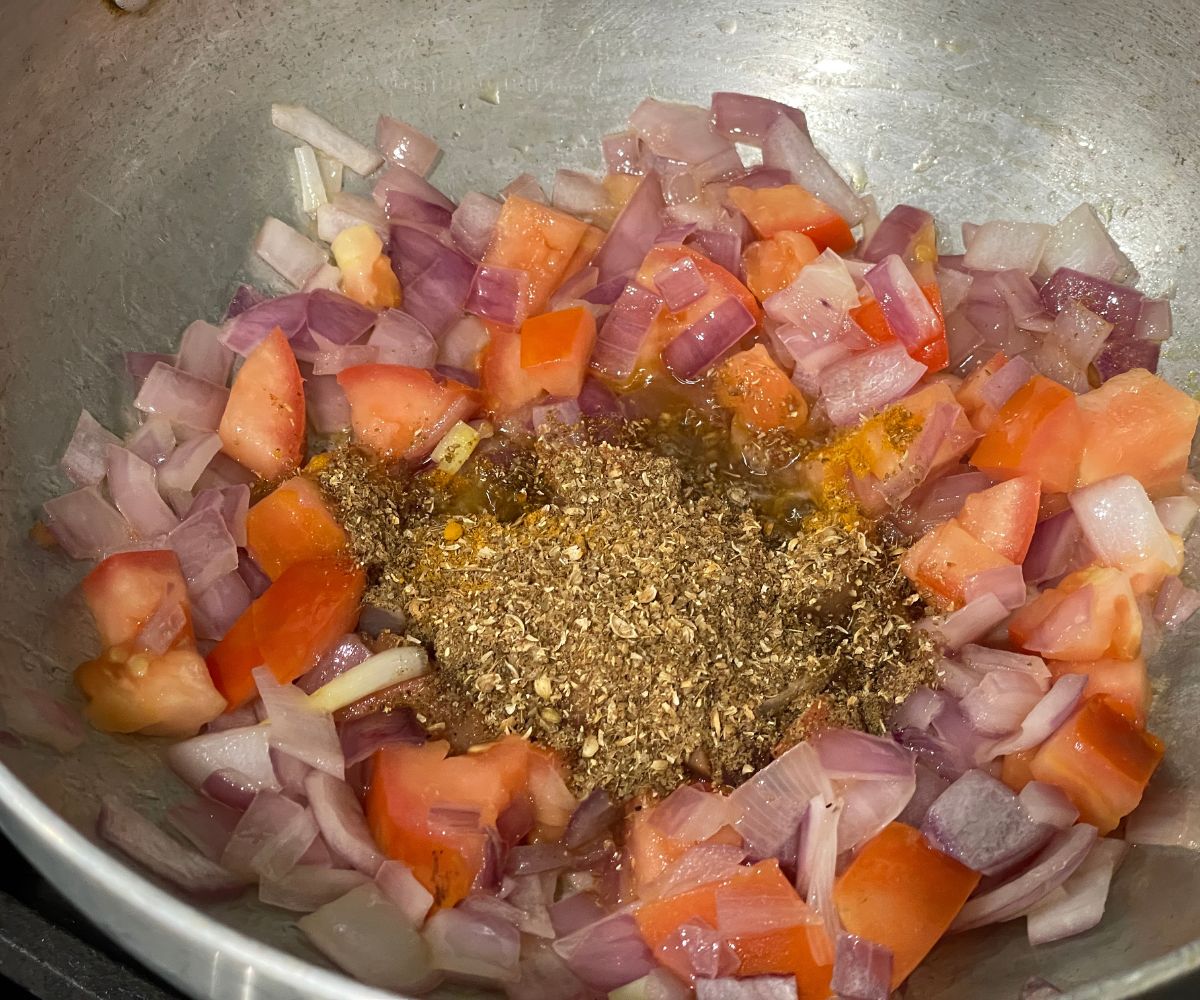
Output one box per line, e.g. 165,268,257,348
319,437,934,798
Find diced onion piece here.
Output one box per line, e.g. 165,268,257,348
166,794,242,861
931,593,1009,652
254,216,328,287
1154,496,1198,537
1153,575,1200,630
1125,785,1200,851
271,104,383,177
1036,204,1135,284
979,355,1036,410
653,255,708,311
426,904,522,985
629,98,732,164
376,859,435,927
863,255,941,358
985,674,1088,759
43,486,133,559
591,284,663,381
61,410,123,487
221,790,319,881
552,169,609,218
106,445,179,537
1070,475,1180,584
552,911,657,993
294,144,329,214
593,173,666,282
696,977,799,1000
375,115,440,176
661,297,757,381
820,342,927,426
1018,781,1079,830
830,934,893,1000
260,866,368,913
1025,837,1126,945
710,91,809,146
762,115,866,226
159,433,223,493
960,668,1045,738
254,667,344,779
451,192,503,261
97,797,245,899
963,220,1051,275
1135,298,1173,343
730,741,832,859
166,725,281,792
306,646,431,715
305,770,384,875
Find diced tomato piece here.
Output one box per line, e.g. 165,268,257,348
1009,566,1141,661
365,736,550,908
971,375,1083,494
850,297,894,345
1076,368,1200,495
741,231,820,302
218,327,306,480
631,245,761,377
1049,657,1148,728
713,344,808,438
75,551,225,737
727,185,854,252
999,748,1037,793
850,283,948,373
560,223,606,279
481,322,545,416
525,744,576,841
337,364,479,461
245,476,349,580
206,558,365,708
634,860,832,997
625,801,690,893
834,822,981,988
898,382,977,473
1028,694,1164,834
957,475,1041,563
901,518,1014,609
955,351,1009,434
518,306,597,398
331,224,402,310
483,196,589,319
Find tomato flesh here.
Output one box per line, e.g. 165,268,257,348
957,474,1041,563
727,185,854,252
518,306,597,398
245,476,349,580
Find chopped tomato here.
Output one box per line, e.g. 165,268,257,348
971,375,1083,494
331,224,402,310
632,245,761,376
1009,566,1141,661
75,551,226,737
1048,657,1148,728
481,322,546,415
245,476,349,580
957,475,1041,563
898,382,977,472
727,185,854,252
365,736,553,908
741,230,820,302
483,196,589,320
634,860,832,997
849,282,948,373
337,364,479,461
1028,694,1164,834
625,795,742,897
999,748,1037,793
560,223,607,279
1076,368,1200,495
850,297,894,345
218,327,305,480
518,306,597,398
834,822,981,989
713,344,809,438
206,558,366,708
955,351,1009,434
525,744,577,841
901,518,1014,610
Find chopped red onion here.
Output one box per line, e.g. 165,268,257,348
450,192,503,261
298,883,439,992
1048,301,1113,369
374,165,455,215
1135,297,1173,343
270,748,311,800
1094,337,1161,380
260,866,369,913
727,166,793,190
648,785,736,843
466,263,528,327
296,634,371,695
861,204,934,263
593,172,666,282
931,593,1009,652
374,859,435,927
254,667,344,779
1154,495,1198,537
221,790,319,881
126,351,177,385
552,169,609,218
653,255,708,311
1037,204,1135,284
549,892,606,937
695,978,799,1000
890,686,945,732
237,548,272,598
158,433,222,494
958,645,1046,693
629,98,732,164
644,843,747,901
254,216,328,287
167,507,239,597
899,470,992,538
935,657,984,699
305,770,384,876
533,398,583,433
897,760,952,828
657,918,741,980
820,342,927,426
361,309,434,368
1154,576,1200,630
105,446,179,538
316,199,387,244
61,410,123,487
225,285,266,320
686,227,743,276
937,266,974,315
339,709,426,770
132,594,187,656
863,254,941,358
134,363,230,431
551,911,662,993
831,933,893,1000
166,794,242,861
963,221,1050,275
309,339,378,375
960,668,1045,738
1026,837,1127,945
383,190,453,228
502,173,547,203
221,292,309,356
97,797,245,900
964,564,1028,611
1023,509,1091,586
166,725,281,793
176,320,235,386
388,224,476,335
923,769,1053,875
765,250,858,329
305,373,352,435
797,795,840,961
710,91,808,145
374,115,439,175
126,416,176,468
1039,267,1143,340
591,284,663,381
2,688,86,753
1071,475,1178,580
762,115,866,226
731,741,832,860
201,767,259,811
985,674,1088,759
425,903,522,986
1019,781,1079,830
813,729,916,853
563,788,619,850
661,296,756,380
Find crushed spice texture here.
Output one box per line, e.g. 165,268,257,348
318,433,934,798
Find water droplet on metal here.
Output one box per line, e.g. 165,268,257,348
717,17,737,34
478,83,501,106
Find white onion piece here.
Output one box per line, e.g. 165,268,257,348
450,192,503,261
932,593,1009,652
166,725,280,792
106,446,179,538
628,98,732,164
260,865,367,913
1019,781,1079,830
1125,785,1200,851
2,688,86,753
1070,475,1180,582
254,216,328,288
42,487,133,559
609,969,691,1000
762,115,866,225
1154,496,1199,537
1036,203,1135,284
254,667,344,779
271,104,383,177
963,221,1051,275
1026,837,1127,945
1048,301,1112,369
97,797,245,899
951,824,1098,932
176,320,235,386
1135,297,1173,343
158,433,222,493
552,169,609,218
134,363,230,431
293,144,329,214
960,669,1045,738
304,770,383,876
126,416,176,467
696,977,799,1000
375,115,440,176
984,674,1087,760
221,790,318,881
831,933,893,1000
298,884,440,992
730,741,833,859
301,262,343,293
425,904,522,985
375,859,434,927
799,795,840,964
306,646,430,715
61,409,123,486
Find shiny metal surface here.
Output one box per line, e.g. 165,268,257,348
1,0,1198,997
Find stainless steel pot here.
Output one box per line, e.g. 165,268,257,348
2,1,1198,997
